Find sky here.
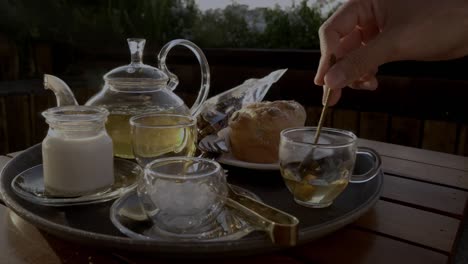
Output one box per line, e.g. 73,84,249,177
196,0,312,10
195,0,343,13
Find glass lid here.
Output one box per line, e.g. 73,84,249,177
104,38,169,86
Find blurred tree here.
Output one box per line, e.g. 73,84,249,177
191,3,260,48
0,0,338,49
262,1,327,49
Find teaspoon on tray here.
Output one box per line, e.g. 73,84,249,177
226,185,299,246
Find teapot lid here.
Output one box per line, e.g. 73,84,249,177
104,38,168,85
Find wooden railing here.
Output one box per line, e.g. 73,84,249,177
1,48,467,156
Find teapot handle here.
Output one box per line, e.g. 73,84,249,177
158,39,210,116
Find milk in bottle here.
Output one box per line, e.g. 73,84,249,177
42,106,114,197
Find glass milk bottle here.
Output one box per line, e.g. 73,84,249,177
42,106,114,197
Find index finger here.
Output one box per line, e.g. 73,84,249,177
314,0,375,86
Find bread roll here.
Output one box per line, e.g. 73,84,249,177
228,100,306,163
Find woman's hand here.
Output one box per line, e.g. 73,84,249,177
314,0,468,105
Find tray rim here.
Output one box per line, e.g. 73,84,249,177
0,143,383,258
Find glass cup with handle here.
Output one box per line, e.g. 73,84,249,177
279,127,379,208
129,113,197,167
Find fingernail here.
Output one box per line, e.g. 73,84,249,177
314,74,323,86
314,77,320,86
361,79,378,90
325,69,346,89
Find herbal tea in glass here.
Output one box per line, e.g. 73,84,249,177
279,127,357,208
130,113,197,167
106,105,189,159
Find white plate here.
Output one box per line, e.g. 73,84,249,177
218,152,279,170
200,133,280,170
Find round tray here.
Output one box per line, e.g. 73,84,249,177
0,144,383,258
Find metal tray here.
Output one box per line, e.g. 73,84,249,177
0,144,383,258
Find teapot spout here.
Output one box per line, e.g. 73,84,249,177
44,74,78,106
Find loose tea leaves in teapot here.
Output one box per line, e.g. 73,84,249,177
197,69,287,137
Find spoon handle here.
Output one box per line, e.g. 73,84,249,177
314,54,336,143
314,86,332,143
299,54,337,174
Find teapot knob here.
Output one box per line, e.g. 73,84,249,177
128,38,146,65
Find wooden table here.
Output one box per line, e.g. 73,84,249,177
0,139,467,264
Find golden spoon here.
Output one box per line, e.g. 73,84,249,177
299,54,337,174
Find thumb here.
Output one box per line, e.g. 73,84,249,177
324,35,391,90
323,87,341,106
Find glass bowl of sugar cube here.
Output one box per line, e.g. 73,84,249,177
136,157,228,236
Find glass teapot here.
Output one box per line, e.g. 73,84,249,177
44,38,210,159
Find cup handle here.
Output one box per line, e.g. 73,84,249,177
158,39,211,117
350,147,382,183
